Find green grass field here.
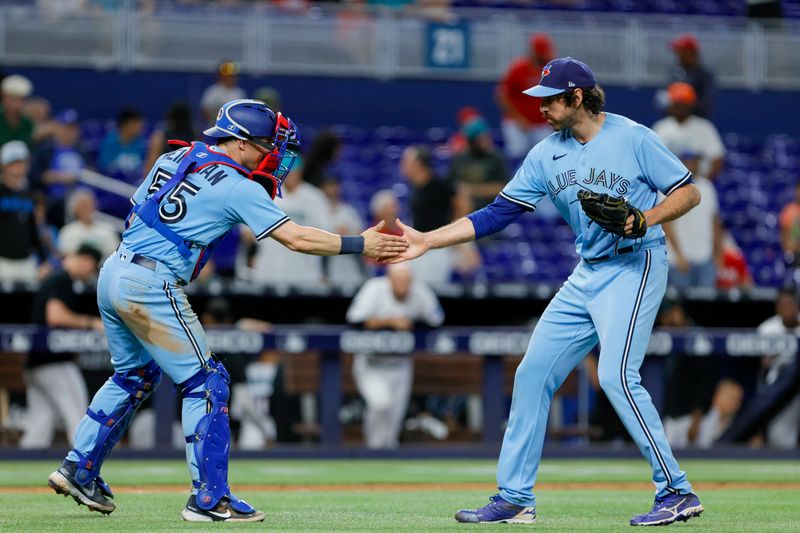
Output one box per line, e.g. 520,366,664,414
0,458,798,531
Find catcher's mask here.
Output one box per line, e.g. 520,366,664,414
248,113,299,200
204,99,300,199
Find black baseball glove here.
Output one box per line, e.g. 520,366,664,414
577,189,647,238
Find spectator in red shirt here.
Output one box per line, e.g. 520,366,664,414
716,230,752,289
496,33,555,160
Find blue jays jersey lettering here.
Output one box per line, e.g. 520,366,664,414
123,144,289,283
501,113,692,259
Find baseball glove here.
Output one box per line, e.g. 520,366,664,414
577,189,647,238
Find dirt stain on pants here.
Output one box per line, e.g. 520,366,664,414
117,303,188,353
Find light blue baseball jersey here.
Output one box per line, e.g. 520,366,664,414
123,145,290,283
501,113,692,259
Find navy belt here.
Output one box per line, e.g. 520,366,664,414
586,237,665,264
586,246,635,264
131,253,157,271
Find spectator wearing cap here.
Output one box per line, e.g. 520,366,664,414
0,141,49,283
58,188,120,259
662,152,723,290
669,33,715,118
496,33,555,160
446,116,509,211
31,108,88,226
20,244,102,449
0,74,34,148
445,106,480,157
97,107,146,183
201,61,246,125
652,82,725,181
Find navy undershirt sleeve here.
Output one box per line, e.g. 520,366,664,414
466,194,531,239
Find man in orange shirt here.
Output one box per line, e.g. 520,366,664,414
779,181,800,264
496,34,555,160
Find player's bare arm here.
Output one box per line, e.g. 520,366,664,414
388,217,476,264
46,299,104,331
625,183,701,235
271,219,408,260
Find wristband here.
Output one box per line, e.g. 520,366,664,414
339,235,365,255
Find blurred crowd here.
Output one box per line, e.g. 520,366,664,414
0,32,769,292
0,28,797,452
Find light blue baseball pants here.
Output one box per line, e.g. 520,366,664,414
67,247,209,484
497,247,693,507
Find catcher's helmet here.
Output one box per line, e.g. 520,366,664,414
204,99,300,196
204,99,297,150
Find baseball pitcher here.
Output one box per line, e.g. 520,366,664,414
391,58,703,527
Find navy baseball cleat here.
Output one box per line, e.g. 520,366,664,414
48,460,116,515
455,494,537,524
182,494,266,522
630,492,703,526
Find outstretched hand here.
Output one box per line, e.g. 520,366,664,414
383,219,429,264
360,220,409,260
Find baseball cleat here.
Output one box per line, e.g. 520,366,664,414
181,494,266,522
630,492,703,526
48,460,116,515
454,494,537,524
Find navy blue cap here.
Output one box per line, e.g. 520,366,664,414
523,57,595,97
55,108,80,125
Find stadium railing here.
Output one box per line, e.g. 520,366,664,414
0,3,798,89
0,324,790,450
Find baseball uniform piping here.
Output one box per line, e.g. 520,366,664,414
619,250,676,493
163,281,205,366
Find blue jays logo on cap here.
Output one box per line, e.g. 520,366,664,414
523,57,595,98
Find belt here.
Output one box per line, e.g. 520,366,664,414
131,253,157,271
585,237,665,264
586,246,635,264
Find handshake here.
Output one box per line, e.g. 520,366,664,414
360,219,425,263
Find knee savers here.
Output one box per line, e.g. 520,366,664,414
180,359,255,514
74,360,163,493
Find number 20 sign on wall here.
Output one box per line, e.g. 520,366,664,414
426,21,471,69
